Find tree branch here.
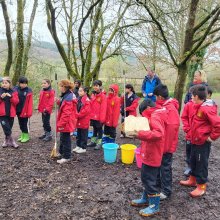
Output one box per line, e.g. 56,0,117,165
136,0,178,66
46,0,79,79
78,0,103,75
193,26,220,43
193,6,220,33
180,8,220,65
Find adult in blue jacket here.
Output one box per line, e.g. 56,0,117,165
142,67,161,102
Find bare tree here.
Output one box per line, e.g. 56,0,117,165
133,0,220,109
45,0,134,86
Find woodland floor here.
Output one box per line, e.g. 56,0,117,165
0,110,220,220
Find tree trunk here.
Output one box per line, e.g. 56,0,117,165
22,0,38,75
1,1,13,76
13,0,24,85
174,64,188,111
46,0,79,79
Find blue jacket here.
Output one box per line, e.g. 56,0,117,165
142,75,161,102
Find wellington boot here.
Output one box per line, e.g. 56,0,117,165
180,175,197,187
2,136,9,148
190,184,206,198
139,194,160,217
87,137,97,147
131,192,148,207
8,136,19,148
18,133,24,142
21,133,30,143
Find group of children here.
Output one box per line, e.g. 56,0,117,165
0,76,140,163
129,83,220,217
0,77,32,148
1,74,220,218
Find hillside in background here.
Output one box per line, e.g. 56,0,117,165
0,39,220,92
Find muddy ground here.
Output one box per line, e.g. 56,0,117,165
0,112,220,220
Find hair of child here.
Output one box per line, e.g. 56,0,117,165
2,77,13,89
191,84,207,100
139,98,155,115
125,84,135,93
93,80,102,87
43,79,51,85
59,79,74,90
18,76,28,84
207,86,213,97
153,84,169,99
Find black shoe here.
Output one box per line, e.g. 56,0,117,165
39,134,46,140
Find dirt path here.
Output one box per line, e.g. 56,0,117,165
0,112,220,220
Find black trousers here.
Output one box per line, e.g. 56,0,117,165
0,116,14,136
104,126,116,139
141,163,160,195
91,120,103,139
186,140,192,166
18,116,28,133
42,113,51,132
76,128,88,149
59,132,71,159
157,153,173,196
190,142,211,184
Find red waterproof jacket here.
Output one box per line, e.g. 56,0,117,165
57,91,77,133
157,98,180,153
121,94,140,116
181,100,195,141
105,84,121,128
14,86,33,118
190,100,220,145
90,90,107,123
38,87,55,114
138,106,168,167
0,88,19,117
76,95,91,129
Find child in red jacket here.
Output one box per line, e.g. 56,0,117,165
88,80,107,150
0,77,19,148
56,80,77,164
130,99,168,217
38,79,55,142
14,77,33,143
154,84,180,200
72,86,91,154
103,84,121,143
120,84,140,137
180,85,220,197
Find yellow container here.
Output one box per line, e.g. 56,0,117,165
120,144,137,164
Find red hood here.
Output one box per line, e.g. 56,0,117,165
142,106,161,119
157,98,179,111
109,84,119,96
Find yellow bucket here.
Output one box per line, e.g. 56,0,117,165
120,144,137,164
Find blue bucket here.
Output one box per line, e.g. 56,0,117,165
102,143,119,163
